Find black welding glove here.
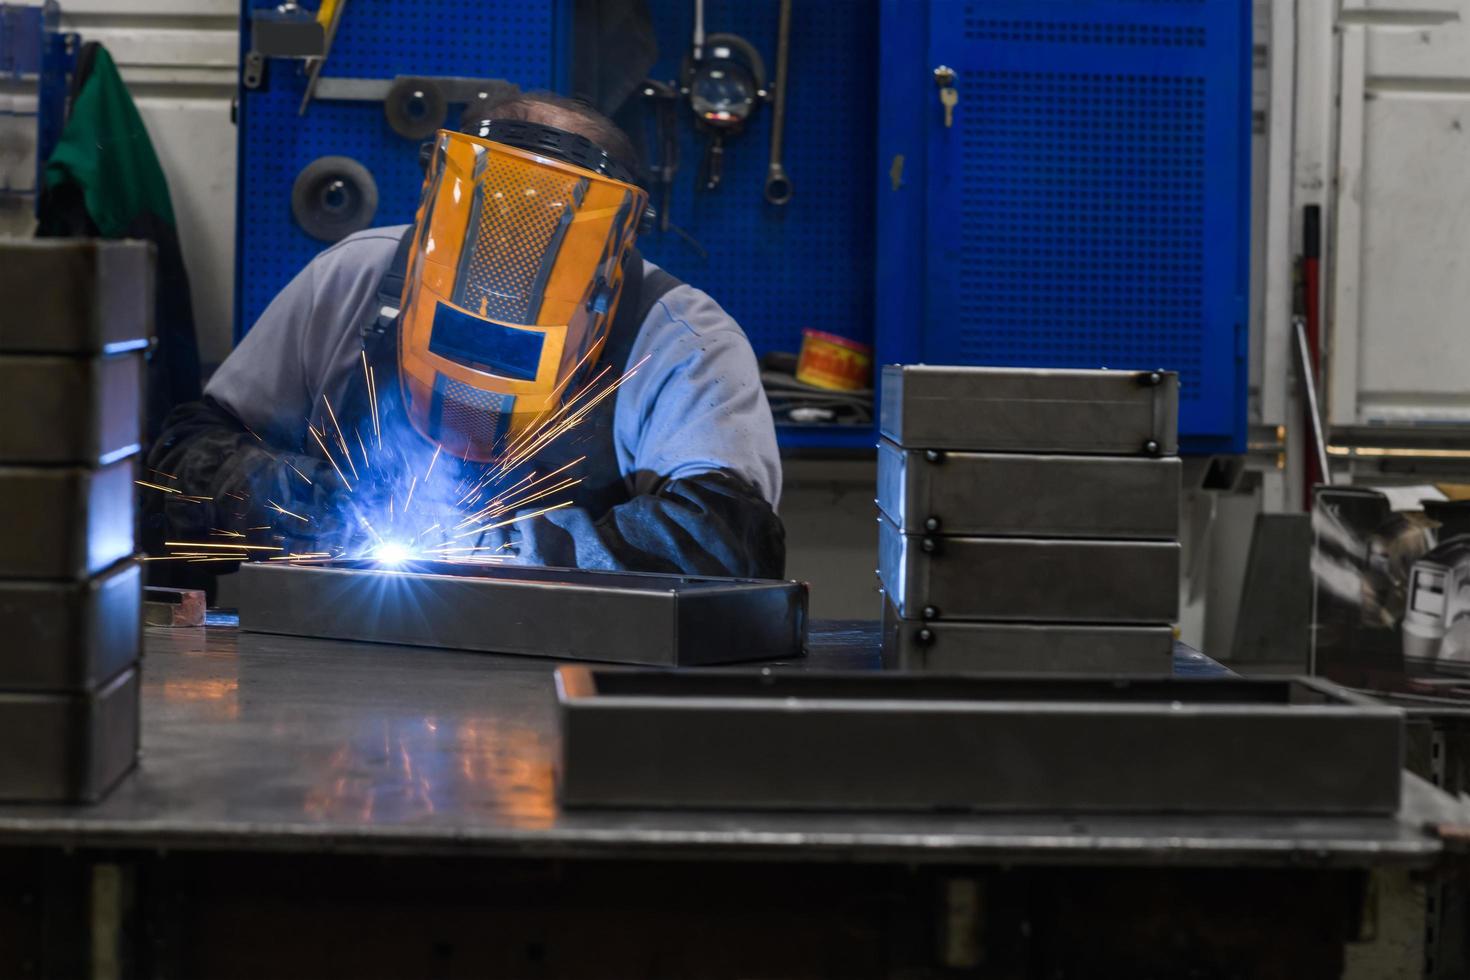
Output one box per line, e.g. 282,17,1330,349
502,470,785,578
143,396,365,555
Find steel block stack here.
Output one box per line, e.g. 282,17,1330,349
0,240,148,802
877,365,1182,673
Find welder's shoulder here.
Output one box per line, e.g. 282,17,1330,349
306,225,409,294
637,262,753,355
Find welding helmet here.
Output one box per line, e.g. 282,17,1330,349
396,119,648,462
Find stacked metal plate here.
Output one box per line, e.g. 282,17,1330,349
0,240,149,802
877,365,1182,673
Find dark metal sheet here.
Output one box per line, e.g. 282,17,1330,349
876,439,1180,538
1230,512,1312,668
0,558,140,690
877,514,1179,623
0,458,137,579
556,668,1404,815
237,561,808,666
0,240,153,355
0,666,139,803
0,354,144,465
880,599,1173,673
879,365,1179,455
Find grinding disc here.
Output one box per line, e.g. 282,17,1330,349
290,156,379,242
385,78,447,140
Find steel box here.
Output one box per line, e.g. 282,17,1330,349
880,598,1173,673
0,354,143,465
879,365,1179,455
877,438,1180,538
0,458,137,580
0,666,140,803
0,240,153,355
878,514,1180,623
237,561,808,666
555,668,1403,815
0,559,141,691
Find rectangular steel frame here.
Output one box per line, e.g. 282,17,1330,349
556,668,1403,815
880,599,1174,674
877,439,1181,538
878,514,1180,623
0,558,140,690
238,561,808,666
0,667,139,803
879,365,1179,456
0,458,137,580
0,355,143,466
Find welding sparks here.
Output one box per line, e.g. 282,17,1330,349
267,500,309,523
143,348,650,571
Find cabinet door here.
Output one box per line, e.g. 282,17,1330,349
913,0,1250,452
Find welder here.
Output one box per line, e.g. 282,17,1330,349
145,93,784,578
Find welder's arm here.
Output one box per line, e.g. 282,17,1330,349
508,469,785,578
142,396,352,551
504,284,786,578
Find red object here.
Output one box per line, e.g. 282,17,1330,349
796,329,873,391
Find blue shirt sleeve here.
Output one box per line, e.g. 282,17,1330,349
204,228,405,446
613,268,783,508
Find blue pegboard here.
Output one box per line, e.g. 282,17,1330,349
633,0,879,360
878,0,1250,455
235,0,562,340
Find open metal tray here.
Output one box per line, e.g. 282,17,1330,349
238,561,808,666
878,513,1179,623
0,457,137,579
880,598,1173,674
880,365,1179,455
0,240,153,355
877,438,1180,539
0,354,143,465
556,668,1404,815
0,558,140,691
0,666,139,803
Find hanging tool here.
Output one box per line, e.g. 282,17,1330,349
641,79,680,231
298,0,347,115
681,0,767,192
1292,313,1330,493
1299,204,1324,507
763,0,793,205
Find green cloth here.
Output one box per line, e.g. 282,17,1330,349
43,46,175,235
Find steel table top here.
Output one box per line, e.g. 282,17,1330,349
0,617,1453,867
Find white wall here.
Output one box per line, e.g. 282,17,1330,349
1329,0,1470,426
58,0,239,367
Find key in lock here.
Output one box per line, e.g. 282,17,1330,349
933,65,958,129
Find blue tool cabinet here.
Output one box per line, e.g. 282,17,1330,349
877,0,1251,454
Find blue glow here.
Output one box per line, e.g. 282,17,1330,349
373,541,413,565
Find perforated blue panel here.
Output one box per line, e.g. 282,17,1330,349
635,0,878,359
235,0,560,339
911,0,1249,453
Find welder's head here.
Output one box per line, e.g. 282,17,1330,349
396,94,647,462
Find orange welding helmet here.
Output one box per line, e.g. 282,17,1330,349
397,120,648,462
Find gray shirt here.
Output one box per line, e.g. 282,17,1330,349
207,226,782,507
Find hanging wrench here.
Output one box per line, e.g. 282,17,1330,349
763,0,793,205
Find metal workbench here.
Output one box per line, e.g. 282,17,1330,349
0,620,1449,864
0,619,1461,978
